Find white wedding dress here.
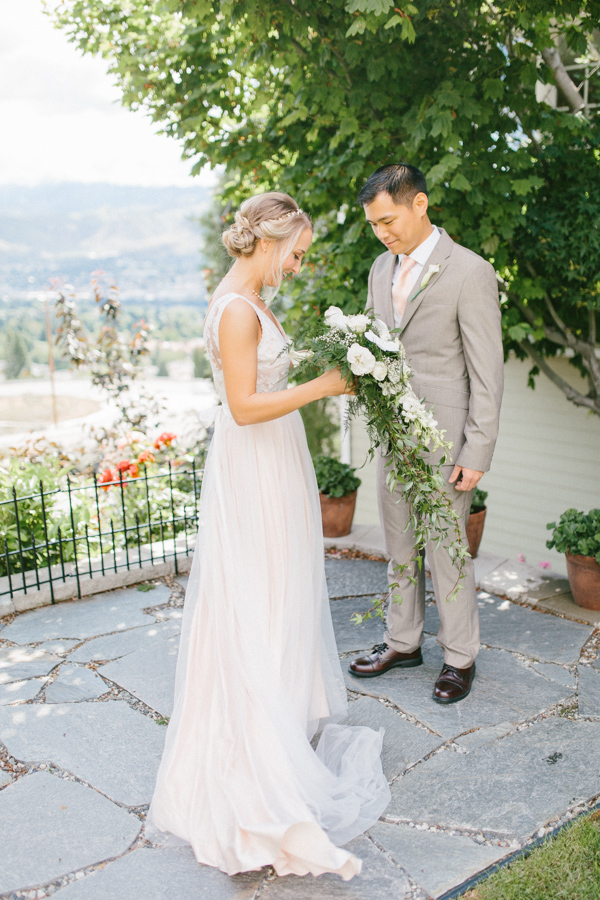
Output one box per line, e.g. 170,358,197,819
148,293,390,879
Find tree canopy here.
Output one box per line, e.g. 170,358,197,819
51,0,600,413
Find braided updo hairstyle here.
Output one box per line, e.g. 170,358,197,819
222,192,312,289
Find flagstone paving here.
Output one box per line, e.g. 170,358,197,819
0,560,598,900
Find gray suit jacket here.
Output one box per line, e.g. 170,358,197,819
367,228,503,471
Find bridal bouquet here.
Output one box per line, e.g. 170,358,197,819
297,306,468,621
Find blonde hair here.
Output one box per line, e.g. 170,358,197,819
222,192,312,288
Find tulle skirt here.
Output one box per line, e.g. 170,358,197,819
148,408,390,879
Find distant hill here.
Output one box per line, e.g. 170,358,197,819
0,182,212,302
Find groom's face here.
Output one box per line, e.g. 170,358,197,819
363,191,430,256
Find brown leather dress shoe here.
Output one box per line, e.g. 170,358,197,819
432,663,476,704
349,643,423,678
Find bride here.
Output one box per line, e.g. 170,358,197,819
148,191,390,880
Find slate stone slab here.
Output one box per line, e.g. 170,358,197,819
45,664,108,703
0,700,166,805
386,717,600,839
99,631,180,716
68,620,181,663
330,599,386,654
51,847,262,900
0,587,160,644
342,696,442,780
346,642,575,739
176,575,189,593
531,662,575,689
578,665,600,717
368,822,507,899
425,593,591,664
259,835,410,899
0,677,47,706
38,639,80,656
0,771,140,894
454,722,515,750
325,559,390,599
0,646,61,684
0,769,10,787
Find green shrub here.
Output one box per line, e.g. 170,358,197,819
313,455,361,498
546,508,600,564
471,487,488,513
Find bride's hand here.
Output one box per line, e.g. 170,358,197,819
317,367,355,397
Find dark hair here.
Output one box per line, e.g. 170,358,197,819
357,164,428,207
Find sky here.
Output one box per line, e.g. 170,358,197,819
0,0,216,187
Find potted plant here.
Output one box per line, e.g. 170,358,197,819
466,487,488,559
546,508,600,610
313,455,362,538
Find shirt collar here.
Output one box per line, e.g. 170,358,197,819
398,225,440,267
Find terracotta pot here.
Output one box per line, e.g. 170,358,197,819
466,506,487,559
566,552,600,610
320,490,357,538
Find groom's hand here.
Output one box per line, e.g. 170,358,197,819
449,465,484,492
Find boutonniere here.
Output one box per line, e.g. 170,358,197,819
420,263,441,289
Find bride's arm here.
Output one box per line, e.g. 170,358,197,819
219,299,349,426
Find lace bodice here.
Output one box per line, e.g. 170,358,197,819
203,293,290,410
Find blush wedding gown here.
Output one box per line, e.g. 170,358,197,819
148,293,390,879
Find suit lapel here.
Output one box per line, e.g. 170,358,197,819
376,252,396,328
400,228,454,332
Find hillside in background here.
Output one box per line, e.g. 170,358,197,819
0,182,211,302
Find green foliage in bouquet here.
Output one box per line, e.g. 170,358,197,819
298,305,469,620
546,508,600,564
313,455,361,499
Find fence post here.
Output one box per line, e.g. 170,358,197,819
67,475,81,599
39,479,55,604
12,486,27,595
168,460,178,575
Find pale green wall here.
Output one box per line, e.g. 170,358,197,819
350,356,600,574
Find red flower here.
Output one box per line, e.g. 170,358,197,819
99,468,115,491
154,431,177,448
137,450,156,465
129,462,139,478
116,460,132,473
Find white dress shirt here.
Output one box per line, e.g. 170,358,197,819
392,225,441,328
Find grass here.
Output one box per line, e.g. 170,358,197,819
460,811,600,900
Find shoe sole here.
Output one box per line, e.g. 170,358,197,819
348,658,423,678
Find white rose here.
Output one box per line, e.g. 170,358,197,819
364,329,400,353
324,306,349,331
347,342,376,376
347,314,371,334
371,361,388,381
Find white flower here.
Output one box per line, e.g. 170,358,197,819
347,314,371,334
386,359,404,385
336,204,349,225
324,306,349,331
287,343,314,367
372,318,392,340
365,329,400,353
420,263,441,290
347,343,376,376
371,361,388,381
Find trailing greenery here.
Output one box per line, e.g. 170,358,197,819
301,305,467,619
314,455,361,499
546,507,600,564
471,487,488,513
459,811,600,900
51,0,600,414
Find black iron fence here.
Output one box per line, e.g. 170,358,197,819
0,462,202,602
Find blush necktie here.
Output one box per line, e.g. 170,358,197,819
392,256,417,322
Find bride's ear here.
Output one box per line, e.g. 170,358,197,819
260,238,272,255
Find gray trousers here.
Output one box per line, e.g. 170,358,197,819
377,453,479,669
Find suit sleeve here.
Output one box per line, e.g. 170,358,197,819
366,260,375,314
455,260,504,472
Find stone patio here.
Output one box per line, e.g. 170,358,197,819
0,558,599,900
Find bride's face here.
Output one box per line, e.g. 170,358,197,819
263,227,313,285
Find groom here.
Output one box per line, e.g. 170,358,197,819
349,164,503,703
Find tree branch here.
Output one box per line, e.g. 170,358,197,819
542,46,586,113
520,342,600,415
